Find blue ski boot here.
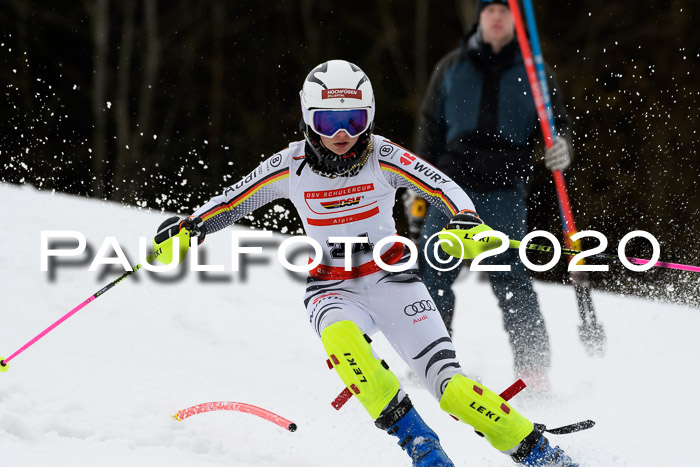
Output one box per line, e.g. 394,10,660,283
511,429,578,466
375,397,454,467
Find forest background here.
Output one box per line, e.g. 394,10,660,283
1,0,698,304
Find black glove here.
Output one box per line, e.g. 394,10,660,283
154,216,207,245
446,209,483,231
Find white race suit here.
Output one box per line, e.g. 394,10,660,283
192,134,477,401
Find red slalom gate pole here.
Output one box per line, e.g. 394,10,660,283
507,0,605,356
173,401,297,432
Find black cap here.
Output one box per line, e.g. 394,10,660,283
475,0,509,19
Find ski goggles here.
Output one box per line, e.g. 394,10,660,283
309,108,370,138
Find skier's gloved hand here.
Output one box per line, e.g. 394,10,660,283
544,137,572,171
154,216,207,245
446,209,483,231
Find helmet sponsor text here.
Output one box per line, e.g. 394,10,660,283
322,89,363,99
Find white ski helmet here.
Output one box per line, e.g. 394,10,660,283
300,60,375,137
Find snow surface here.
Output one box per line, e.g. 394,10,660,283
1,182,698,466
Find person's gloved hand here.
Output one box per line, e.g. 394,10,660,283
446,209,483,231
544,137,572,171
441,209,498,259
154,216,207,245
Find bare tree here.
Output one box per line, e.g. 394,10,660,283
210,0,225,175
85,0,110,198
112,0,161,202
300,0,321,64
113,0,136,199
414,0,428,133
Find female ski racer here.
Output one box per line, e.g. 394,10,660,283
158,60,577,466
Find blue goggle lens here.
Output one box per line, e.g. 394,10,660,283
311,109,369,137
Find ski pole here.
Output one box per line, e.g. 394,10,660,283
507,0,605,355
0,229,190,372
510,239,700,273
440,228,700,273
0,256,151,372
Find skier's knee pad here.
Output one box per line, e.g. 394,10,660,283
439,374,533,451
321,321,400,419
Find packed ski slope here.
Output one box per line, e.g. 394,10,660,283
1,182,698,466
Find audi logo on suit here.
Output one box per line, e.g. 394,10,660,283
403,300,436,316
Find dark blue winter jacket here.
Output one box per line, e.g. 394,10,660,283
417,28,571,191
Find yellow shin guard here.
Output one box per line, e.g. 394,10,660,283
440,374,533,451
321,321,400,419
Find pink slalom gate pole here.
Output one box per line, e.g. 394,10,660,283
0,261,147,371
173,401,297,432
